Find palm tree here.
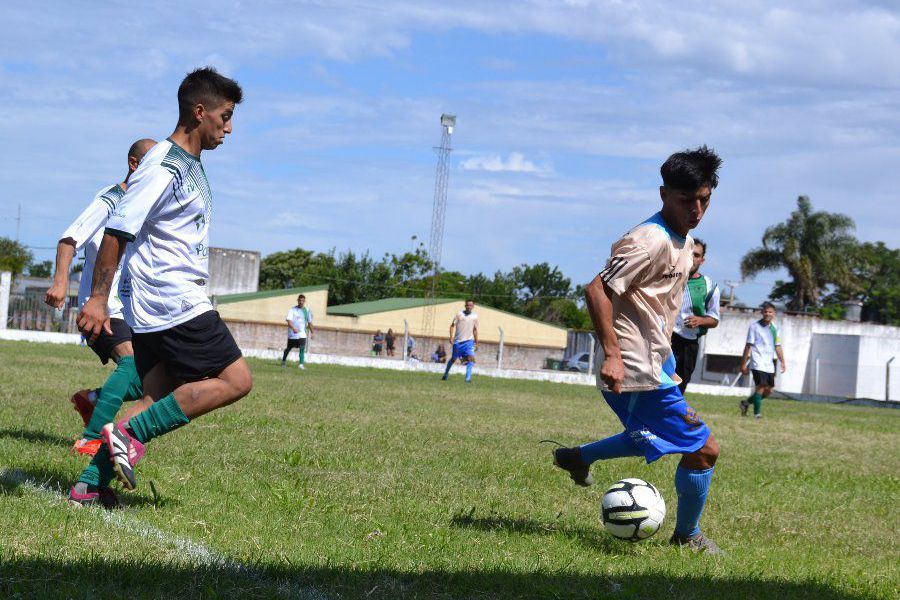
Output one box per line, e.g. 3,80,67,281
740,196,856,312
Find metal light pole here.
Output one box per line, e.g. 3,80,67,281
422,114,455,340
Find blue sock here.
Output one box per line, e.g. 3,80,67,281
465,362,473,382
674,465,714,538
579,432,642,465
443,359,455,378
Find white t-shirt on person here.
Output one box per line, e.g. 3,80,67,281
746,319,781,373
453,310,478,342
105,139,213,333
286,306,312,339
60,184,126,318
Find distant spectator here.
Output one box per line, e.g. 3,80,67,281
432,344,447,363
407,335,416,359
385,328,396,357
739,302,786,419
372,330,385,356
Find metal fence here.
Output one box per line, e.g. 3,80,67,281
6,292,80,334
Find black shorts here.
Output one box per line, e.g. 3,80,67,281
285,338,307,350
752,369,776,388
671,333,699,388
133,311,242,382
88,317,132,365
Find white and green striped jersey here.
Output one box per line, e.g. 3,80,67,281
61,183,126,317
105,138,213,333
746,319,782,373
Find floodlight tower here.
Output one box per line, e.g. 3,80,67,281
422,114,456,339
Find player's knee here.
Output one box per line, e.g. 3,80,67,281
702,436,720,465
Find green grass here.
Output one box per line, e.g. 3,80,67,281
0,340,897,599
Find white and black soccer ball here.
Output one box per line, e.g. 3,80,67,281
600,478,666,541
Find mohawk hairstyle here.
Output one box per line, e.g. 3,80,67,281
177,66,243,123
660,145,722,191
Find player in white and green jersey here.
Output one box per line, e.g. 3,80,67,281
282,294,313,369
78,67,250,494
740,302,787,418
44,139,155,508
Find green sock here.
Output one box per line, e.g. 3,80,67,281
78,445,115,488
83,356,143,440
752,393,763,416
128,393,190,444
299,346,306,365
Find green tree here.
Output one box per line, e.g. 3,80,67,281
822,242,900,325
0,237,33,277
27,260,53,278
740,196,856,311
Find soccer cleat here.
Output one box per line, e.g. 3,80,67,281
298,364,305,370
739,400,749,416
68,485,122,509
101,421,145,491
669,532,725,555
552,446,594,487
754,414,762,419
72,437,103,456
68,484,101,507
70,389,96,427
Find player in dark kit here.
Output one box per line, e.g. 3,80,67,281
552,146,725,554
78,67,252,492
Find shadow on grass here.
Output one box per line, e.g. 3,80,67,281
0,428,73,448
450,507,621,553
0,466,171,509
0,557,878,600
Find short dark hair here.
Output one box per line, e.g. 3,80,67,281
660,145,722,191
297,294,306,300
178,67,243,124
127,138,154,159
465,298,475,304
761,301,776,311
693,238,707,256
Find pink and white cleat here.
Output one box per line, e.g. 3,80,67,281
101,421,145,491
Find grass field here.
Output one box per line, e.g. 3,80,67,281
0,340,897,599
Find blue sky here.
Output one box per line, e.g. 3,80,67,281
1,1,898,305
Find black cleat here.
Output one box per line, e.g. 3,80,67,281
739,400,749,416
670,532,725,555
552,446,594,487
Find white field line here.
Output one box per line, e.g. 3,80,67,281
1,468,328,599
1,468,241,570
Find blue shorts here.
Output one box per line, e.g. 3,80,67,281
602,386,710,464
452,340,476,360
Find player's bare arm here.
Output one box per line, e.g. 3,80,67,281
77,233,125,343
44,238,76,309
449,318,456,345
684,315,718,329
776,345,786,373
307,321,313,338
740,343,753,375
585,275,624,393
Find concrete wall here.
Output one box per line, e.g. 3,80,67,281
208,247,260,296
223,318,563,371
805,334,859,398
701,308,900,400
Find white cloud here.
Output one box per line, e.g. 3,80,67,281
459,152,552,174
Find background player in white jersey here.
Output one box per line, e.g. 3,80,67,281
44,138,155,507
282,294,313,369
441,299,479,383
78,67,251,493
671,239,721,394
552,147,724,553
740,302,786,418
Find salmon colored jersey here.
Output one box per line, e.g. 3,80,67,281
596,212,694,392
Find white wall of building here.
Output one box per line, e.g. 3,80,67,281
702,308,900,400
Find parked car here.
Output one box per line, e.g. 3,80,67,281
560,351,591,373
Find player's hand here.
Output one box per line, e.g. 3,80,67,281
44,280,68,309
780,363,786,373
740,364,749,376
685,315,703,328
600,355,625,394
77,297,112,345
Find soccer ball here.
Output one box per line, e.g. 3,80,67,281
600,478,666,541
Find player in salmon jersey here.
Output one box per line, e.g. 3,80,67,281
78,67,251,494
552,146,724,553
441,299,479,383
